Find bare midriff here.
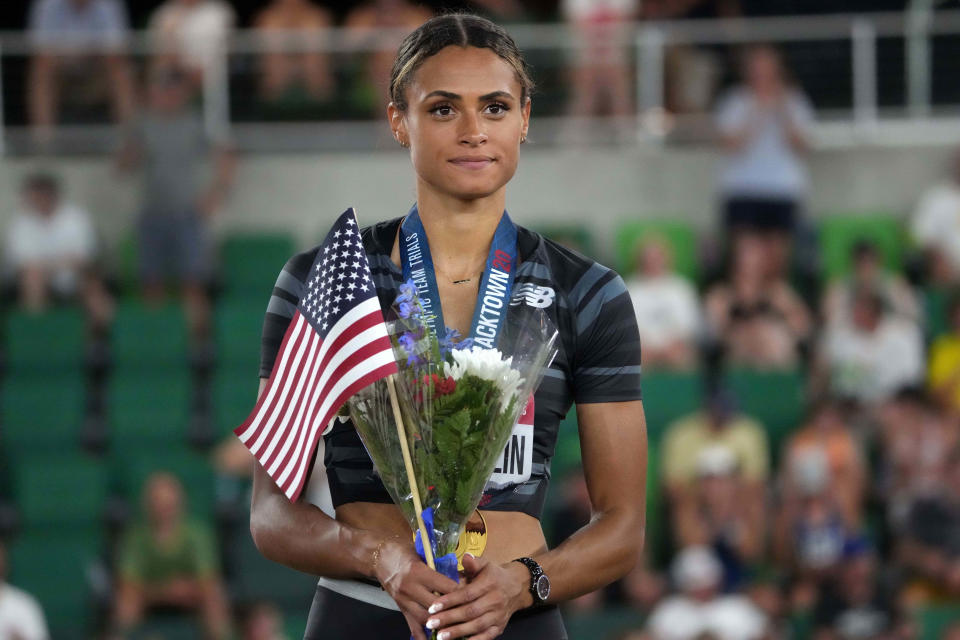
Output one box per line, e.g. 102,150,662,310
336,502,547,566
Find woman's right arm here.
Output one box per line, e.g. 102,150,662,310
248,379,459,638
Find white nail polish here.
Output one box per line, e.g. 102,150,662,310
428,603,443,614
438,633,450,640
426,619,439,630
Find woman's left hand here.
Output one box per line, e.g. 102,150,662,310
424,554,532,640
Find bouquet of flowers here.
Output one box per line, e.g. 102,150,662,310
347,280,558,577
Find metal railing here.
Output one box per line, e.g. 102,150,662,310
0,8,958,153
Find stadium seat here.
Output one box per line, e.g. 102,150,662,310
220,232,295,299
8,527,101,640
639,369,705,444
723,368,807,460
5,308,86,373
818,213,903,281
915,605,960,640
108,371,192,448
113,446,216,519
13,453,107,528
212,369,261,437
2,374,86,454
226,525,317,611
563,606,646,640
111,302,189,370
214,300,266,371
614,219,699,282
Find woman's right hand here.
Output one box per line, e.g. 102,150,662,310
373,539,460,640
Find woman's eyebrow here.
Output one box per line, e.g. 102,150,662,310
422,90,516,101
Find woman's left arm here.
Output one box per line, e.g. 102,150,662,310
428,400,648,640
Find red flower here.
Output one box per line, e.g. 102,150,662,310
435,377,457,396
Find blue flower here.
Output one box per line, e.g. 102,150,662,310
455,337,474,351
439,328,461,352
398,301,414,319
398,332,416,352
397,279,417,303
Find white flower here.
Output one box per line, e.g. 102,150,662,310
443,345,524,406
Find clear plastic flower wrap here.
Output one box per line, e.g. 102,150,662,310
346,279,559,565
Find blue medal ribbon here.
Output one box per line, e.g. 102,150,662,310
399,205,518,349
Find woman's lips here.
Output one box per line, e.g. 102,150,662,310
449,157,495,170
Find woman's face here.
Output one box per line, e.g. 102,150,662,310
389,46,530,202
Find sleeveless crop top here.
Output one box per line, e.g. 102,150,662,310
259,217,643,519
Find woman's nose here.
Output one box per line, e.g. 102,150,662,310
458,112,487,146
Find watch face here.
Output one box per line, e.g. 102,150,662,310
534,574,551,601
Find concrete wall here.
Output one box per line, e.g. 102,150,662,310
0,144,952,261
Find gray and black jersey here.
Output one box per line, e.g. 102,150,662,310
260,217,643,519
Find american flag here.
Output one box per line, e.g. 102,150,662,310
235,208,398,501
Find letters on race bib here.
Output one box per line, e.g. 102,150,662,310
485,395,534,490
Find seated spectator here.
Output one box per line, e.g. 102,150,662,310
113,472,230,639
253,0,335,109
238,600,286,640
878,388,959,535
705,233,811,369
148,0,235,87
26,0,134,145
927,294,960,414
782,398,865,528
662,385,769,505
910,147,960,285
671,445,765,590
117,69,236,341
815,288,924,407
0,540,50,640
715,45,814,279
897,446,960,602
344,0,433,111
813,540,908,640
624,236,701,370
646,546,768,640
823,239,920,327
4,172,112,328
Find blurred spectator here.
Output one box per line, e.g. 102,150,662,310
671,445,765,590
4,172,112,328
662,385,769,504
0,540,50,640
253,0,335,110
879,388,959,536
822,239,920,328
646,546,768,640
813,541,908,640
148,0,235,86
239,600,287,640
113,472,230,639
344,1,434,111
910,148,960,285
117,69,236,340
782,398,865,527
715,45,814,278
561,0,637,120
927,294,960,413
27,0,135,145
624,236,701,370
815,288,924,407
705,233,811,369
773,448,861,588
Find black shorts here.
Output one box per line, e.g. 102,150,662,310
723,196,799,233
303,585,568,640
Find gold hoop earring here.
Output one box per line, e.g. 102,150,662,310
520,135,527,144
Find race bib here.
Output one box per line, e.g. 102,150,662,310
485,396,534,490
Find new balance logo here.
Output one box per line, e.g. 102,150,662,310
511,283,556,309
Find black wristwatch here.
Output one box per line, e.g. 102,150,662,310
513,557,550,605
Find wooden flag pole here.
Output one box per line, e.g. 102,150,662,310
386,374,436,570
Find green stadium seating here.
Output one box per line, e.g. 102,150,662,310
285,614,309,639
615,219,699,282
550,407,581,480
214,300,266,370
640,369,704,444
923,286,951,341
213,369,261,437
108,371,192,447
723,368,807,459
220,232,295,299
8,527,101,639
227,525,318,611
5,308,86,373
563,606,646,640
114,446,216,518
111,302,189,370
818,213,903,281
2,374,86,454
915,604,960,640
13,453,107,528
